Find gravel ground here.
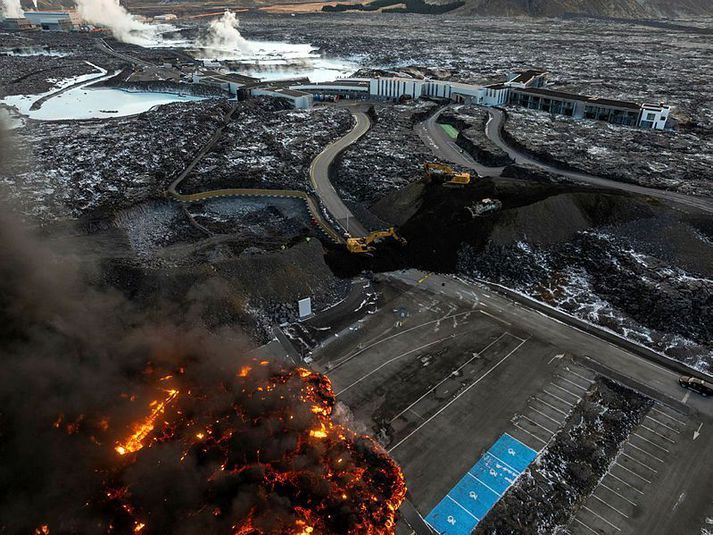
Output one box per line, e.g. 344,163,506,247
476,377,652,534
333,100,438,204
1,99,229,220
438,105,512,167
503,108,713,197
0,32,124,97
181,99,353,193
457,197,713,372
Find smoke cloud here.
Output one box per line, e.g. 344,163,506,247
200,10,251,54
1,0,23,18
74,0,159,45
0,113,404,531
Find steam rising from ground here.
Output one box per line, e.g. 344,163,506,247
1,0,23,18
74,0,159,45
199,10,251,55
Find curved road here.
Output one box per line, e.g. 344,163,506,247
420,106,713,215
417,109,503,178
167,106,374,244
309,110,372,237
485,108,713,214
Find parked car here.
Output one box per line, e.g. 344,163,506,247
678,376,713,397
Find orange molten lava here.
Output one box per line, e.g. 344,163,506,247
101,361,405,534
115,389,179,456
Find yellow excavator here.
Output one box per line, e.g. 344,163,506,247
346,227,407,254
424,162,472,187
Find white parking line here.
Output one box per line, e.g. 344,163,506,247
651,406,687,426
566,368,595,384
520,414,556,435
558,376,589,391
631,432,670,454
512,422,547,446
573,517,599,535
338,333,459,395
605,472,645,495
332,310,475,368
639,424,676,444
645,415,680,434
389,333,509,423
446,495,479,520
466,472,500,497
533,397,569,417
626,442,665,463
582,505,621,531
479,309,512,327
613,462,653,484
388,339,528,452
620,452,658,473
543,389,576,407
550,382,581,398
592,494,630,518
528,406,564,426
599,482,638,507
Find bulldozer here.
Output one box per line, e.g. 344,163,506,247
346,227,407,254
424,162,473,187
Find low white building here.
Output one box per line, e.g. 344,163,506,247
638,103,671,130
191,71,258,97
290,79,370,100
251,87,313,109
23,11,76,31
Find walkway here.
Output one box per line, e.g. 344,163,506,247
166,105,374,244
309,110,372,237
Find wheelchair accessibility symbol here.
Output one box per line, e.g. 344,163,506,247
508,447,516,456
447,515,456,525
469,491,478,500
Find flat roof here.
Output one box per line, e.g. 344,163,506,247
510,69,547,84
274,88,310,98
199,70,260,85
514,87,641,111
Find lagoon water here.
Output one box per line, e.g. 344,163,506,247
1,37,357,122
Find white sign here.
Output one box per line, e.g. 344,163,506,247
298,297,312,319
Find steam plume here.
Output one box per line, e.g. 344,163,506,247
1,0,23,18
74,0,158,45
200,10,250,53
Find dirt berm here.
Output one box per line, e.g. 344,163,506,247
325,171,660,276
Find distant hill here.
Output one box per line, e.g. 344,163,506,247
456,0,713,17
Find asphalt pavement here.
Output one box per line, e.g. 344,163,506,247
309,110,372,237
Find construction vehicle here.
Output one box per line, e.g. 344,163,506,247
424,162,473,187
346,227,407,254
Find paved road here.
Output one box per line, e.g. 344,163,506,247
417,105,713,215
95,38,154,68
416,108,503,178
484,107,713,214
309,111,371,237
166,102,344,243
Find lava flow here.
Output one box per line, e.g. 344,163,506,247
101,360,406,534
115,388,179,455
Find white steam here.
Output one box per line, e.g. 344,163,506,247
75,0,159,45
1,0,23,18
200,10,251,54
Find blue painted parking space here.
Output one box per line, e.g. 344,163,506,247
425,434,538,535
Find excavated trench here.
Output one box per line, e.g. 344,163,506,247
325,168,713,371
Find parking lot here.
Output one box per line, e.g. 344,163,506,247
304,270,713,534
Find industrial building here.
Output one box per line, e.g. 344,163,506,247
23,11,77,31
1,17,33,30
191,71,260,98
286,68,670,130
251,87,313,109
